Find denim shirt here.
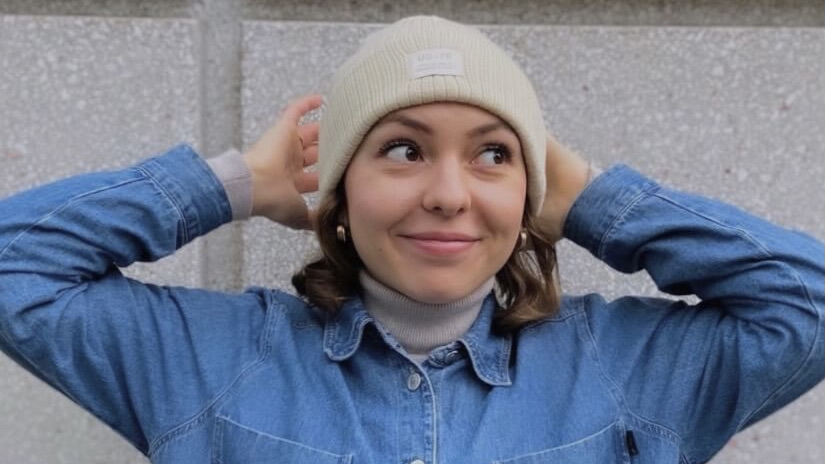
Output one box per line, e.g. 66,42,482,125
0,145,822,464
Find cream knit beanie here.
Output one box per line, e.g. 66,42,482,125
319,16,547,214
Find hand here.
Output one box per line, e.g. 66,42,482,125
243,95,322,229
536,134,591,242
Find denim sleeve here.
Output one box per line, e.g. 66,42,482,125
564,165,824,463
0,145,268,454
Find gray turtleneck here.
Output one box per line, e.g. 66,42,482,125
360,272,494,363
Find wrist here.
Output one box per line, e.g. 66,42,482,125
207,149,253,220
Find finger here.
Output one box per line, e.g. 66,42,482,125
303,145,319,167
295,171,319,194
297,122,320,146
282,94,323,125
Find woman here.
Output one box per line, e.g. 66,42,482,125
0,16,822,464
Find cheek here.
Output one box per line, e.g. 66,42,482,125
344,192,383,269
346,191,379,235
344,174,405,250
477,181,527,232
345,167,420,226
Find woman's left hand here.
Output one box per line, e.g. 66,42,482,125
536,134,591,242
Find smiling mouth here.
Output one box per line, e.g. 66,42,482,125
401,233,479,255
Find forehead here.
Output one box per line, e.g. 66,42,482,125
375,102,508,127
365,103,522,146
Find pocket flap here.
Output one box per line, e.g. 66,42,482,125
215,416,353,464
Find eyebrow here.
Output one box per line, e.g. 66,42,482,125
381,114,432,134
467,122,509,138
378,114,510,138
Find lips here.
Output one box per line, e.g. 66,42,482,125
401,231,479,256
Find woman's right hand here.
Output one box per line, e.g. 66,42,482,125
243,95,323,229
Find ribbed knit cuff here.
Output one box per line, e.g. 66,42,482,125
206,149,253,221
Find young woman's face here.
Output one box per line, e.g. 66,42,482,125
343,102,527,303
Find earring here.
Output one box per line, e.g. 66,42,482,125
336,224,348,243
517,228,528,251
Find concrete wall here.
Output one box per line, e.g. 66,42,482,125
1,1,823,463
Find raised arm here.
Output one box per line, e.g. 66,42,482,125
558,156,823,462
0,145,258,452
0,95,323,454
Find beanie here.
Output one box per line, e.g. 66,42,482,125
319,16,547,214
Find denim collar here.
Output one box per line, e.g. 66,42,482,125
323,294,512,387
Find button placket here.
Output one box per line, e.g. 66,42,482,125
399,368,431,464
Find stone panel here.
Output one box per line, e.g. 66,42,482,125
243,0,825,26
241,21,824,464
2,1,823,26
0,14,202,464
0,14,203,286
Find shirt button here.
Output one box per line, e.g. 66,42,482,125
407,372,422,391
410,460,426,464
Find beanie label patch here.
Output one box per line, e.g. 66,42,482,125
407,48,463,79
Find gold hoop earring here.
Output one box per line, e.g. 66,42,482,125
517,228,528,251
336,224,348,243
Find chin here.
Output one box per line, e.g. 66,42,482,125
404,280,476,305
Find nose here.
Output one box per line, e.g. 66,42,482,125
421,158,471,216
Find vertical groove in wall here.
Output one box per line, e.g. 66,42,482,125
194,1,211,289
196,0,248,291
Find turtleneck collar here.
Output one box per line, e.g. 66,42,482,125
359,271,495,361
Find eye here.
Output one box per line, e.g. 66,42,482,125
380,140,422,163
475,145,511,166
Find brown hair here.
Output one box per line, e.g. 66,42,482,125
292,185,560,333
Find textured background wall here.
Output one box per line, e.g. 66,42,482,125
1,1,823,463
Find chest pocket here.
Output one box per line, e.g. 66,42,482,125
214,416,353,464
493,422,628,464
